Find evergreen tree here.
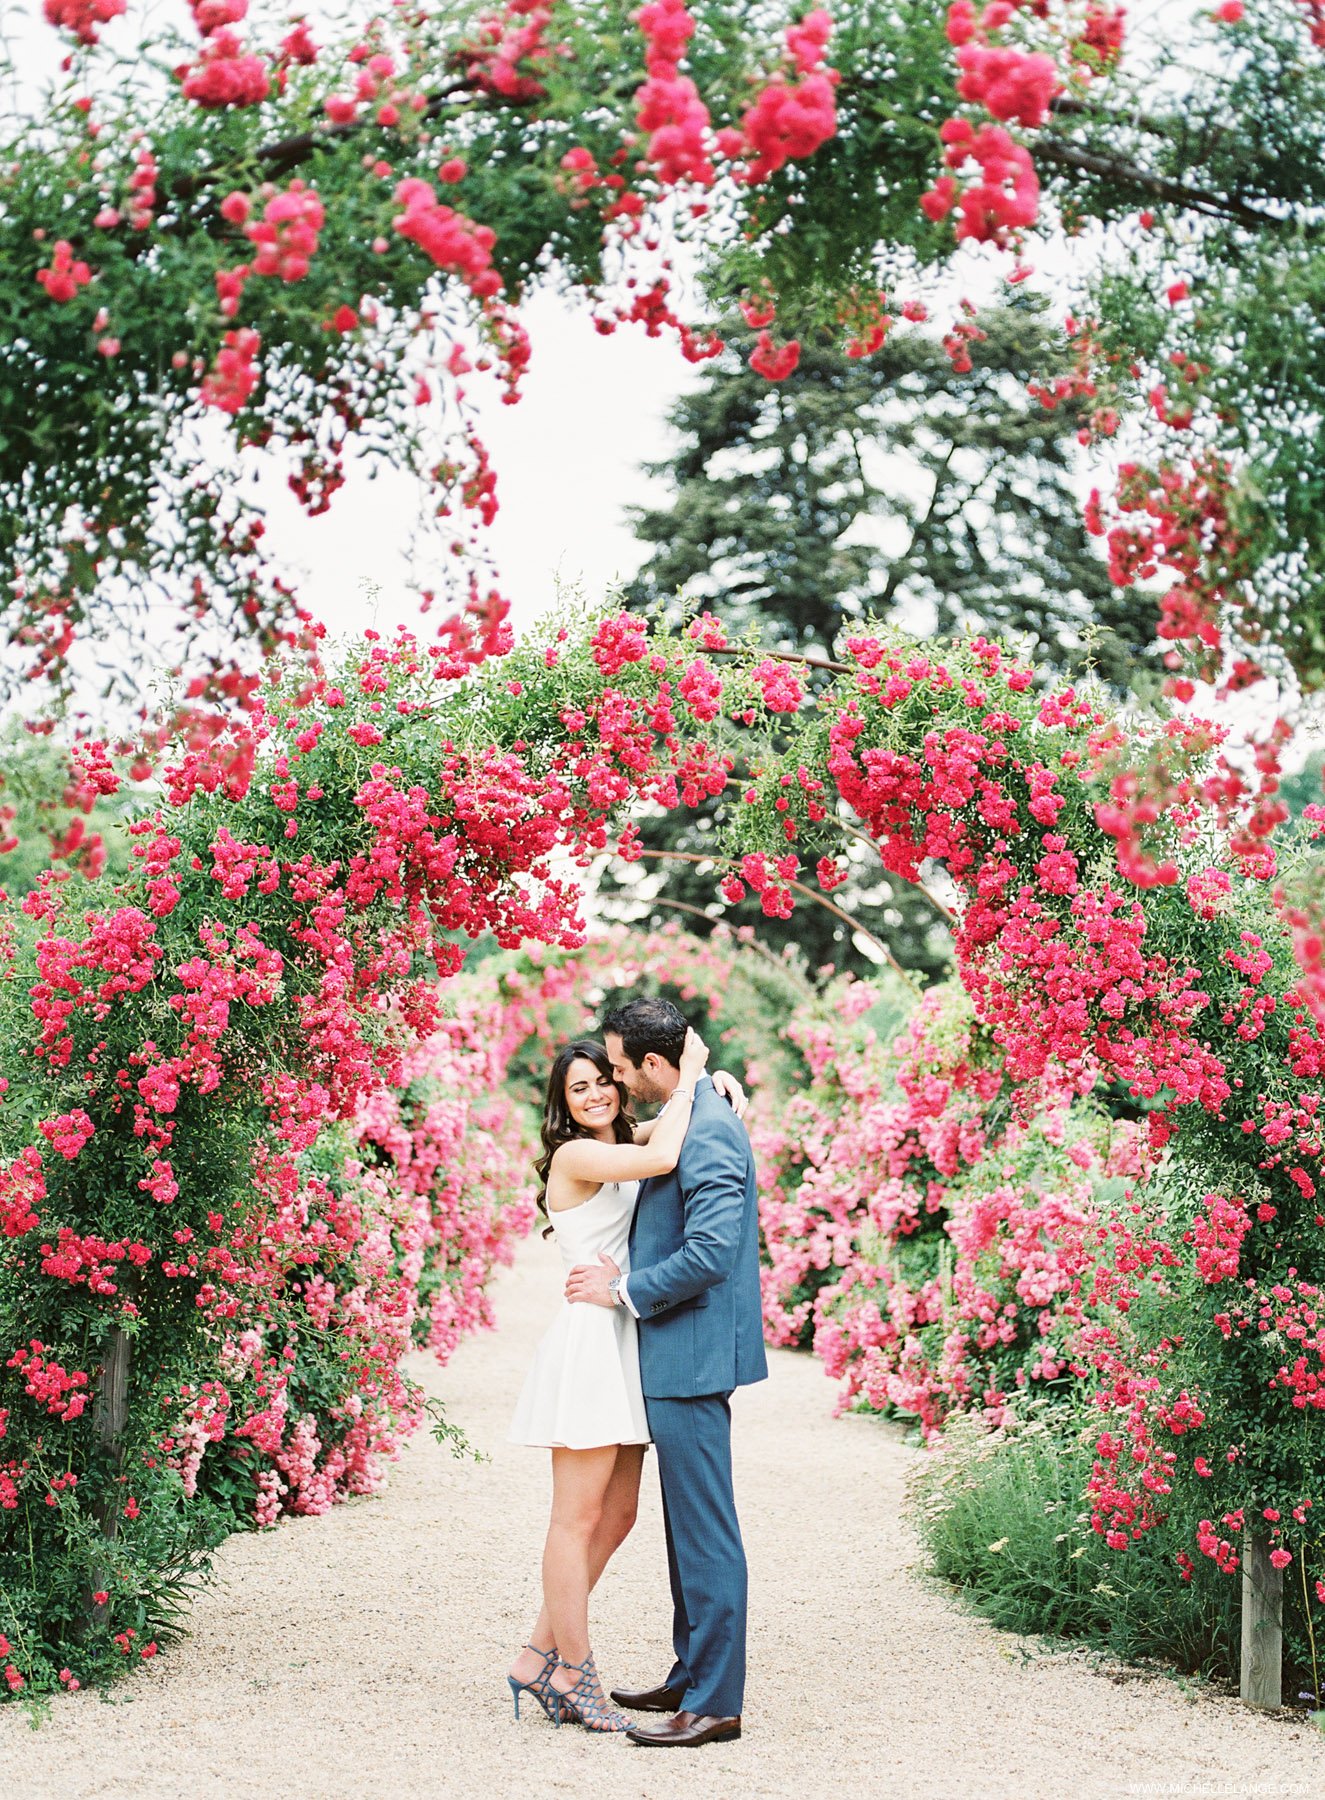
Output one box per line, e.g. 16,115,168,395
606,301,1159,977
630,302,1155,684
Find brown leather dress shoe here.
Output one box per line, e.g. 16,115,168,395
626,1710,742,1747
608,1680,686,1713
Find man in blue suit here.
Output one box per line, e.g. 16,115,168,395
564,995,767,1747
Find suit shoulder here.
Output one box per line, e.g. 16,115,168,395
688,1090,751,1148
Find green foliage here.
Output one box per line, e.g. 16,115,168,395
0,728,137,900
0,1462,231,1716
1281,751,1324,823
908,1405,1242,1684
908,1350,1325,1706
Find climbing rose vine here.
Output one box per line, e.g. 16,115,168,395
456,609,1325,1684
0,616,747,1698
481,611,1325,1590
755,962,1325,1689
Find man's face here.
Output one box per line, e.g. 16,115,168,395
604,1031,670,1104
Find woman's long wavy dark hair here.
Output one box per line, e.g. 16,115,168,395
535,1039,635,1224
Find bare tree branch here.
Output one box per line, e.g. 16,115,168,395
628,847,922,993
1034,137,1290,231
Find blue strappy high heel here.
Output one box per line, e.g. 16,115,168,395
552,1653,630,1733
507,1643,560,1721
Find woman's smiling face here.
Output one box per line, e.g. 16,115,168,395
564,1056,621,1132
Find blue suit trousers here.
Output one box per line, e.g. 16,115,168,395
645,1391,747,1718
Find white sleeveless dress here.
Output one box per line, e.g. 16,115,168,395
509,1179,651,1449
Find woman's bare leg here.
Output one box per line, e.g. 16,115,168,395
514,1443,615,1684
509,1444,644,1687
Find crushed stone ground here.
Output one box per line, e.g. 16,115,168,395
4,1230,1323,1800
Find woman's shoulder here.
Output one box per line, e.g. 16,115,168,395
548,1176,637,1214
547,1162,607,1205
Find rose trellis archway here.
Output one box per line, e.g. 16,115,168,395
1,607,1322,1705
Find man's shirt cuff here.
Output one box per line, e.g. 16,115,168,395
617,1275,640,1318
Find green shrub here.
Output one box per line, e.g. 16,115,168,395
908,1404,1240,1681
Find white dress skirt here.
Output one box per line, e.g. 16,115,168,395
509,1178,651,1449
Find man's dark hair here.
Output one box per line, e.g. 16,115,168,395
602,996,688,1069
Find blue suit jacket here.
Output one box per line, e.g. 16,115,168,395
627,1076,769,1400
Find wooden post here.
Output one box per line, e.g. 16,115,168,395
86,1326,131,1624
1240,1530,1283,1709
93,1326,130,1470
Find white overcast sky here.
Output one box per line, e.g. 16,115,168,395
254,289,696,643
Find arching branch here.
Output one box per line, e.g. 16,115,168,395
705,645,851,676
169,77,1297,237
1033,138,1291,232
623,848,922,995
713,776,959,929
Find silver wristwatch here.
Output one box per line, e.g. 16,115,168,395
608,1275,624,1306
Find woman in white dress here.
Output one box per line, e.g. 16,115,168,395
506,1028,720,1733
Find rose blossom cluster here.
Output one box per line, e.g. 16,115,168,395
392,179,503,301
181,0,271,110
921,119,1039,244
242,182,326,283
35,241,92,305
550,5,839,385
42,0,125,45
153,1018,539,1527
1085,444,1292,877
920,0,1081,248
754,979,1145,1432
753,947,1322,1598
630,4,838,191
463,0,559,102
199,326,261,414
635,0,716,187
723,7,838,185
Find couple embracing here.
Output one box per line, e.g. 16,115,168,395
507,995,766,1747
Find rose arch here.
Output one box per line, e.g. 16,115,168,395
3,0,1325,1718
1,608,1322,1706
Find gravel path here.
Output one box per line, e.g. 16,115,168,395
5,1230,1324,1800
